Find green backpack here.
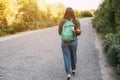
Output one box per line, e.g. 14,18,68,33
61,20,76,42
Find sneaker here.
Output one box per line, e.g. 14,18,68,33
66,77,71,80
66,74,71,80
72,70,76,75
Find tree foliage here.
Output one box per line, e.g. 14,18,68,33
92,0,120,74
0,0,94,36
0,0,66,36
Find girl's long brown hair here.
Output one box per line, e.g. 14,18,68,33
63,7,76,20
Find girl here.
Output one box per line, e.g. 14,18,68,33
58,7,81,80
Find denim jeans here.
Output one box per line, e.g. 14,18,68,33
61,40,77,74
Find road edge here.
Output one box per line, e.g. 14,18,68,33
95,32,118,80
0,27,56,42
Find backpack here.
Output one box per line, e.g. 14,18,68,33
61,20,76,42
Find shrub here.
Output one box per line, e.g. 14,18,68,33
93,0,120,75
116,64,120,74
104,32,120,74
80,11,93,17
0,26,15,36
0,29,7,36
11,21,29,32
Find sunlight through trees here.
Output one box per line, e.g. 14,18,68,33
0,0,94,36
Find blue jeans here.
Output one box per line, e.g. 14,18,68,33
61,40,77,74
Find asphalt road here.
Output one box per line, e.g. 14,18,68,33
0,18,103,80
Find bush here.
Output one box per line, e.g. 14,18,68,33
11,21,29,32
116,64,120,74
104,32,120,74
0,29,7,36
0,26,15,36
81,11,93,17
93,0,120,75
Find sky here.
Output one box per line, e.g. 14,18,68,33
45,0,103,10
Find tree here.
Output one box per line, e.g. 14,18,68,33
92,0,120,74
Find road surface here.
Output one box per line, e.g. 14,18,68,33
0,18,115,80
